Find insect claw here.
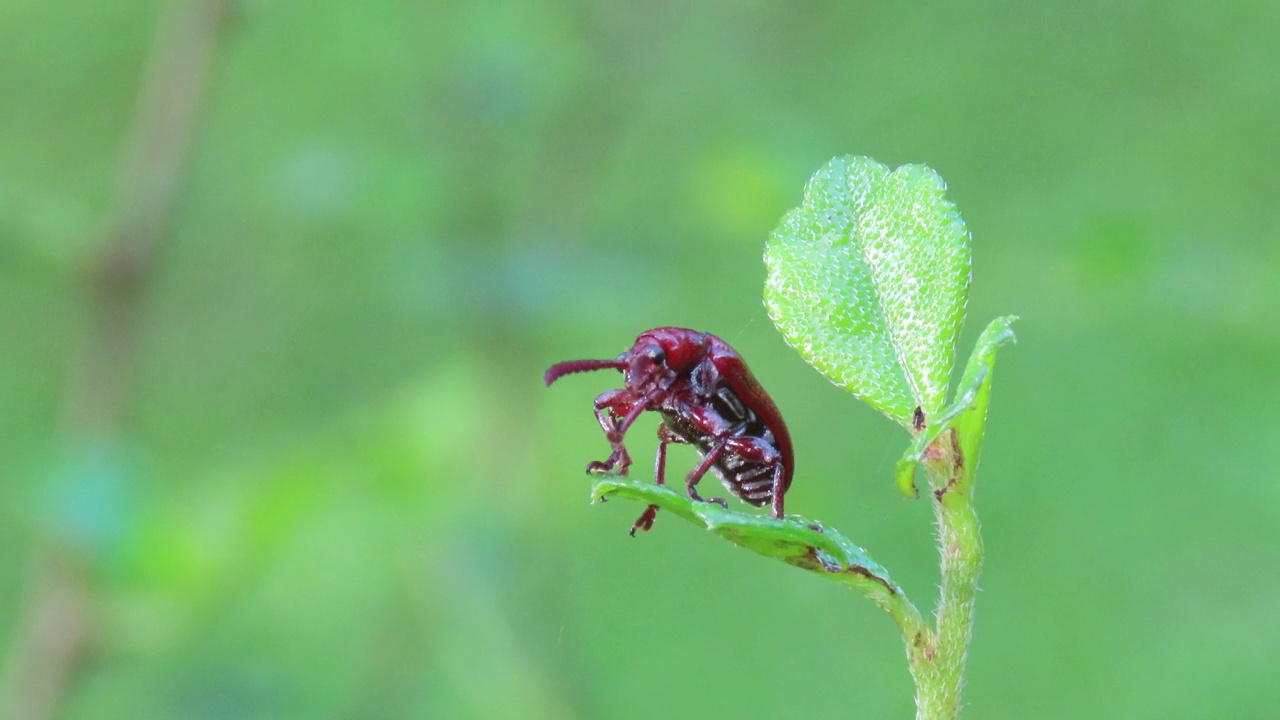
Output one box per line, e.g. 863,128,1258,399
586,461,610,475
630,504,659,535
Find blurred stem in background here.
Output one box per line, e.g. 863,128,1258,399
0,2,228,718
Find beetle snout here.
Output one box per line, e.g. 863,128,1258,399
624,345,667,387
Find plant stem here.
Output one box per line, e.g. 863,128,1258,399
0,3,227,718
907,430,982,720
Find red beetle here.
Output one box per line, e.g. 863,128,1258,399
545,327,794,534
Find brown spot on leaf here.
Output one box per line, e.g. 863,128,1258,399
846,564,896,595
789,548,826,573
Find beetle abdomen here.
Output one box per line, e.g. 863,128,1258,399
663,396,779,507
714,441,778,506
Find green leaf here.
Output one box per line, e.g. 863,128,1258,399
764,155,972,428
591,476,913,611
894,315,1018,497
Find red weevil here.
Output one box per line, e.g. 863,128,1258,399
545,327,794,534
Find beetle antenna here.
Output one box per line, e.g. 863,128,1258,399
544,359,625,386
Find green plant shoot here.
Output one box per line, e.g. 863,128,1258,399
592,154,1016,720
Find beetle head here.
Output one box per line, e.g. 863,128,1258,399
641,328,710,372
623,327,710,389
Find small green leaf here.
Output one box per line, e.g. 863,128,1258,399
952,316,1017,491
895,315,1018,496
591,476,906,603
765,156,972,427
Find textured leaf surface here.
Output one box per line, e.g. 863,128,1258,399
895,316,1018,497
590,476,913,612
765,156,972,427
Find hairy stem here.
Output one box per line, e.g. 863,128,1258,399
908,430,981,720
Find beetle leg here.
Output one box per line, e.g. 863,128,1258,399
769,462,785,518
591,389,644,474
630,425,688,536
654,424,690,486
606,400,651,471
684,439,729,508
630,505,657,535
592,389,628,431
627,432,665,535
668,404,737,509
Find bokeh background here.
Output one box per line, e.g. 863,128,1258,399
3,2,1278,718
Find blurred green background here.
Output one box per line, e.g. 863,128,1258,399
2,1,1278,718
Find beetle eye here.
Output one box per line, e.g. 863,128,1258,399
650,348,666,365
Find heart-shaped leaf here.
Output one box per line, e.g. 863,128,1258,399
765,156,971,427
